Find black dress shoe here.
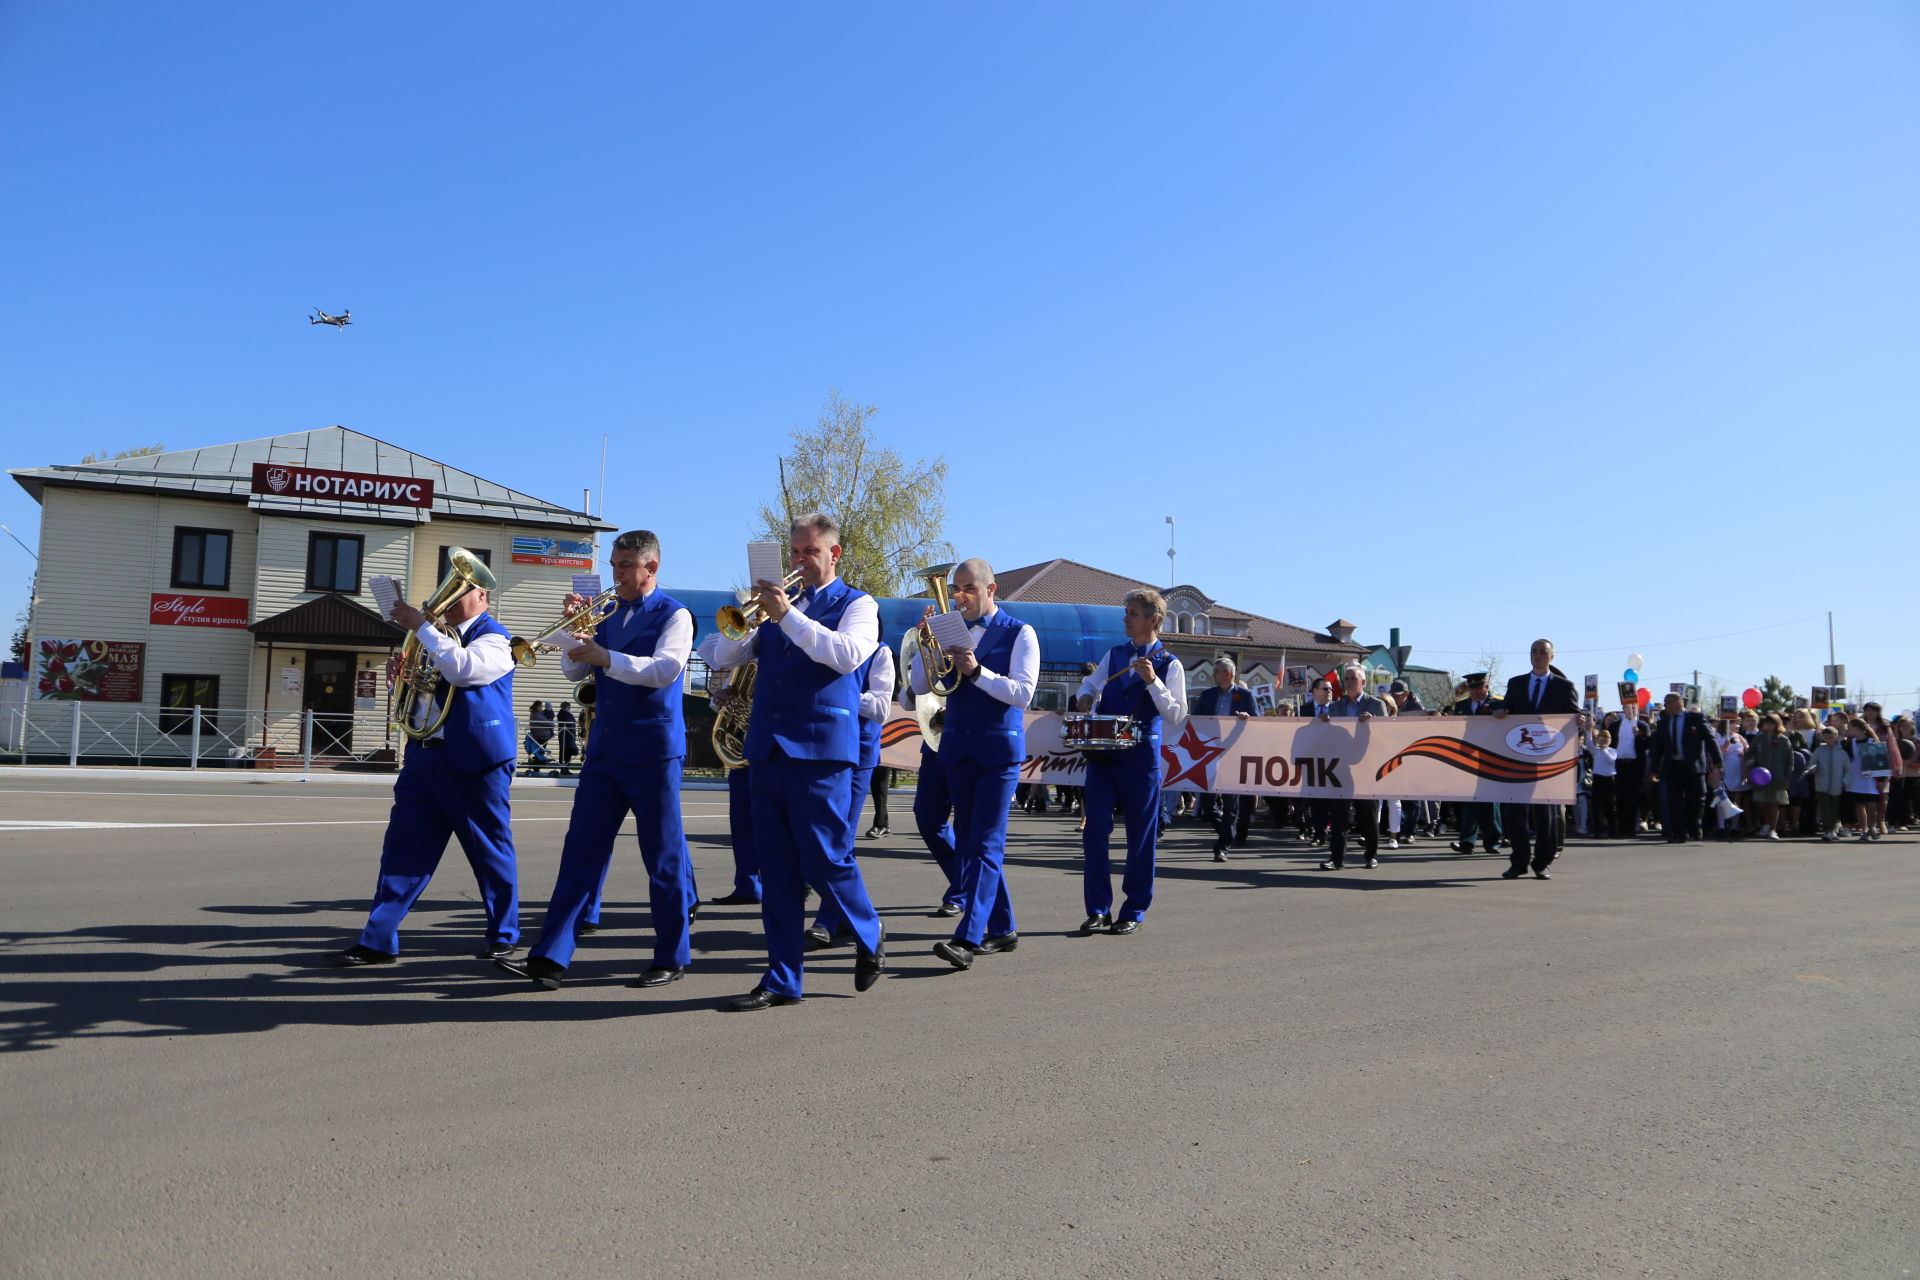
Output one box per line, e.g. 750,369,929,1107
323,943,396,967
1077,913,1112,936
575,921,600,936
1109,919,1142,936
933,901,964,918
476,942,518,960
728,986,800,1011
688,901,700,926
932,939,975,970
804,925,852,951
1212,844,1229,862
628,966,685,988
1500,869,1525,879
709,892,761,906
495,955,565,990
854,924,886,992
973,932,1018,955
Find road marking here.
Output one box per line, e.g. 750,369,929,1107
0,817,578,832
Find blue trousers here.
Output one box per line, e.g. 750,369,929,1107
812,762,874,937
946,755,1018,945
359,749,518,954
1080,761,1161,921
726,765,761,900
913,747,963,908
752,750,882,998
529,757,696,971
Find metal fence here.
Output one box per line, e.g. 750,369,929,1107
2,701,401,770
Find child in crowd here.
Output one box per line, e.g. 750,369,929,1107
1846,716,1892,840
1811,726,1850,840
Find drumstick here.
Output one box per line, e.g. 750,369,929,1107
1102,649,1165,684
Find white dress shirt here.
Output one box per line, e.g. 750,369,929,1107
861,647,897,723
560,588,693,689
698,581,879,675
410,614,514,737
907,607,1039,710
1082,644,1187,729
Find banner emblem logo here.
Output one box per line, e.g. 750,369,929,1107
1505,724,1563,756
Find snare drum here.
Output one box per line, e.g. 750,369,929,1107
1062,713,1145,752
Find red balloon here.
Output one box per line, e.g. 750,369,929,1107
1742,687,1762,709
1637,687,1652,708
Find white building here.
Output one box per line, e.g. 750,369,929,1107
10,427,611,765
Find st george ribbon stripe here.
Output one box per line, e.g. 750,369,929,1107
1375,737,1578,784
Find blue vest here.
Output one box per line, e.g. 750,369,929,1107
855,649,885,770
938,609,1029,767
1094,639,1173,770
583,589,689,766
744,577,870,766
424,611,517,772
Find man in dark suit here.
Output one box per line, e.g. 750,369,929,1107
1643,691,1724,843
1494,639,1582,879
1447,673,1504,855
1193,656,1257,861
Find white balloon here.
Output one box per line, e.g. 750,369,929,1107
1628,652,1646,670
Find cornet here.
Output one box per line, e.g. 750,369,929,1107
716,570,804,640
511,588,620,667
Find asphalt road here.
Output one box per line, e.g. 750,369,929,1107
1,769,1914,1280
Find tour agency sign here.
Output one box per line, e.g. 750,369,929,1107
879,712,1580,803
250,462,435,508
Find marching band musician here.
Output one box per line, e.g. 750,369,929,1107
804,647,896,948
323,580,520,967
700,513,888,1011
902,682,966,917
909,559,1038,971
495,530,699,991
709,763,761,906
1076,588,1187,936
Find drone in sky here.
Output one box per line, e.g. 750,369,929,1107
309,309,352,328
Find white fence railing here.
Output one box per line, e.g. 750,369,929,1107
2,701,402,770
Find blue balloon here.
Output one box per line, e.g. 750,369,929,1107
1623,668,1639,682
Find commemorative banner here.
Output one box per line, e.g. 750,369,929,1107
879,711,1580,803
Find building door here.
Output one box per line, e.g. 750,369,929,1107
304,651,356,755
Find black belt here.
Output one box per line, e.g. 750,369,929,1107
416,738,446,750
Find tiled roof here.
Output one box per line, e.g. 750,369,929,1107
992,558,1363,658
9,426,613,532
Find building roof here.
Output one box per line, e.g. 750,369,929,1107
249,592,408,647
990,558,1363,659
9,426,614,533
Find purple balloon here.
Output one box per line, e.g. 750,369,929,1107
1749,766,1772,787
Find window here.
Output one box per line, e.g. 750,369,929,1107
159,674,220,735
435,544,491,584
1033,686,1066,713
307,532,364,593
1193,616,1210,635
171,527,232,590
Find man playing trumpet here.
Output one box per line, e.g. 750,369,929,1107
496,530,699,991
699,514,887,1010
910,559,1037,971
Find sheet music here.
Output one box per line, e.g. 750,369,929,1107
746,541,785,589
925,610,976,651
368,575,403,620
571,573,603,598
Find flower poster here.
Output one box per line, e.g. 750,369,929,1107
34,639,145,701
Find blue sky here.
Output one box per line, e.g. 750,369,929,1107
3,3,1916,706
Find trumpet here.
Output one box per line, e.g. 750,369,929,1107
716,569,804,640
510,588,620,666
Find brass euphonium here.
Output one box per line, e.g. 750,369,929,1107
393,546,498,741
716,570,804,640
707,661,756,771
907,562,961,751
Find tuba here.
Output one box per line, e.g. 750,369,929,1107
707,661,756,771
392,546,498,741
906,562,961,751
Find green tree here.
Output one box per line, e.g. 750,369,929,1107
754,390,950,598
1758,675,1796,714
8,598,27,663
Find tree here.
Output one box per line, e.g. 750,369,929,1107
79,443,165,464
1758,675,1796,714
754,390,949,598
8,597,27,663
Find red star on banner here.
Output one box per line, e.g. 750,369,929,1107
1162,721,1229,790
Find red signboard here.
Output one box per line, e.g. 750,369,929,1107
150,593,251,628
250,461,435,508
33,639,145,701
